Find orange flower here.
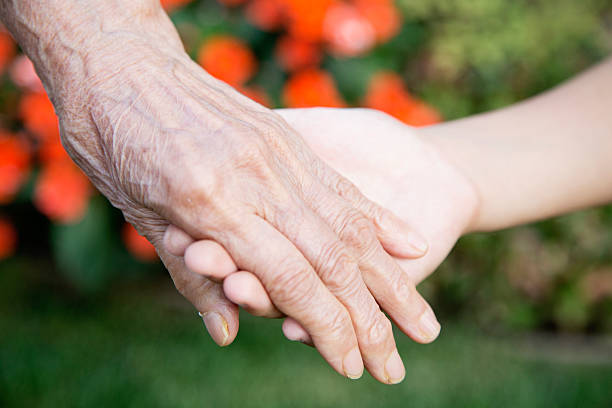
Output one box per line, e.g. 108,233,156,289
364,72,441,126
18,92,60,143
0,217,17,261
122,223,158,262
403,101,441,127
364,72,414,116
10,55,45,92
0,29,16,74
239,85,271,107
38,138,70,165
246,0,285,31
0,133,31,204
197,36,257,87
276,36,322,71
34,161,91,224
283,0,335,42
354,0,402,43
283,68,345,108
323,2,375,57
160,0,194,12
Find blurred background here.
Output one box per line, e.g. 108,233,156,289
1,0,612,406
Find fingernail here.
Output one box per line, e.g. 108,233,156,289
385,349,405,384
418,308,441,342
343,346,364,380
199,312,230,346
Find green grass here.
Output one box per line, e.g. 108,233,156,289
1,269,611,408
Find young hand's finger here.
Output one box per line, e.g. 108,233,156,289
283,317,313,346
224,271,283,318
184,240,238,283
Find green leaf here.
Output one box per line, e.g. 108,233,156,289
51,196,119,293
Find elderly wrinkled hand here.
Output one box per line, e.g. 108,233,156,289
167,107,479,369
2,0,439,383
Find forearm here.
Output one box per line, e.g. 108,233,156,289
0,0,183,102
422,57,612,233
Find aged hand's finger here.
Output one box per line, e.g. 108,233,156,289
254,200,406,384
163,224,195,257
224,271,283,318
324,172,428,258
216,215,365,379
168,235,310,336
151,227,239,347
297,174,440,345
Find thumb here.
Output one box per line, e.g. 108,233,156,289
134,219,241,347
158,246,240,347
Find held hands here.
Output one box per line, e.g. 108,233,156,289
7,0,610,389
48,9,438,382
166,108,480,381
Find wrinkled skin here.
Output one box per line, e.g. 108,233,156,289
2,1,441,384
167,108,480,345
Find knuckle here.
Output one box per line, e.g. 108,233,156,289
267,261,317,308
336,210,379,260
169,159,218,209
393,274,415,302
322,306,352,343
392,275,426,317
219,126,276,182
230,143,274,179
315,241,360,291
336,210,369,240
233,136,267,165
332,175,379,219
363,312,393,349
266,202,307,240
333,176,360,202
368,203,391,229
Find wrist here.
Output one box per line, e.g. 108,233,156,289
415,125,483,236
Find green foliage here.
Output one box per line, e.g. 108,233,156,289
51,197,119,292
1,285,611,407
50,197,151,293
431,212,612,332
398,0,612,117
